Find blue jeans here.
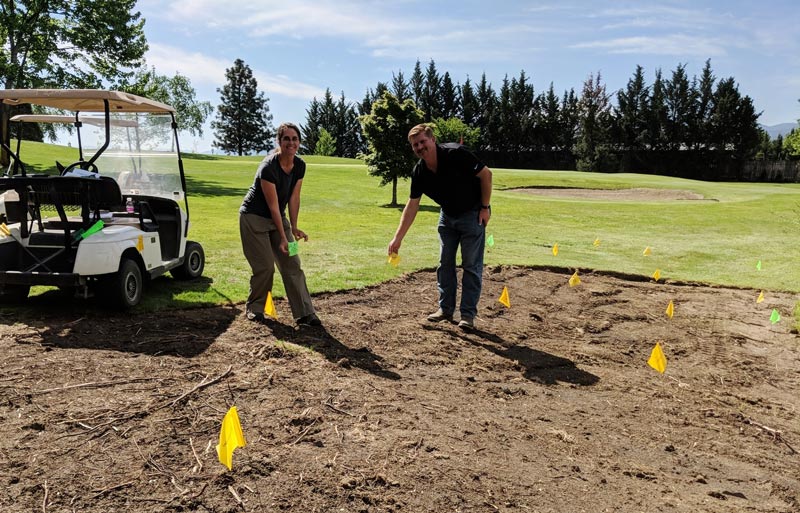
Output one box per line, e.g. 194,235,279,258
437,208,486,319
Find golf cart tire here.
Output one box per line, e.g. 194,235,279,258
171,241,205,280
0,284,30,304
103,257,144,309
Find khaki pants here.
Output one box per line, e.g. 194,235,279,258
239,213,315,320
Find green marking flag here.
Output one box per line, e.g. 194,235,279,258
80,220,104,239
756,260,762,271
770,309,781,324
487,234,495,247
288,241,298,256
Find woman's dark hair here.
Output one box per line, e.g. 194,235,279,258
277,122,301,142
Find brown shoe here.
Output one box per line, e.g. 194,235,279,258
426,309,453,322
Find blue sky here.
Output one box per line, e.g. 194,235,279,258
136,0,800,153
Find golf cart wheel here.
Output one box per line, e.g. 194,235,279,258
0,284,30,304
171,241,205,280
105,258,143,308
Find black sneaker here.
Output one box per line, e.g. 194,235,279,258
246,311,266,323
458,317,475,330
297,314,322,326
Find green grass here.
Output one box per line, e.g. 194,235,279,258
8,141,800,327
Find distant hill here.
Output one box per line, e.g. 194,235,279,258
761,122,797,139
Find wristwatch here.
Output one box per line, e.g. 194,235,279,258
480,205,491,210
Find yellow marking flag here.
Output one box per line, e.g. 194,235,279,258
756,291,764,304
216,406,246,471
593,237,601,247
552,243,559,256
652,269,661,281
665,300,674,319
643,246,652,256
647,342,667,374
498,286,510,308
387,252,401,267
569,271,581,287
264,291,278,318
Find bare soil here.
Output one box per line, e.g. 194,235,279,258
1,267,798,513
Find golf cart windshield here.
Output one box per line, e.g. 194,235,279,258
85,112,183,200
1,90,185,202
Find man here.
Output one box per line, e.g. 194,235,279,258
388,123,492,329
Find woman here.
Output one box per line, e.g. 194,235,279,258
239,122,320,326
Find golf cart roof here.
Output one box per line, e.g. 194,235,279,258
9,114,140,127
0,89,175,114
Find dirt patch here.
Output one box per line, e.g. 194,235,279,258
1,267,798,512
511,187,706,201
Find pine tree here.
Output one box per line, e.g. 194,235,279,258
614,65,649,152
391,71,411,102
421,59,442,121
460,78,478,127
664,64,695,151
475,73,497,152
302,97,323,154
212,59,274,156
645,69,669,151
688,60,715,150
559,89,580,153
410,61,425,107
440,72,460,119
575,72,612,171
539,83,561,151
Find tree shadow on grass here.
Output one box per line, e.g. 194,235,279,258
265,321,401,381
423,323,599,386
381,203,440,213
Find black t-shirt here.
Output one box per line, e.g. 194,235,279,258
240,153,306,221
409,143,485,216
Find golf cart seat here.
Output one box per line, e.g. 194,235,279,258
0,175,123,240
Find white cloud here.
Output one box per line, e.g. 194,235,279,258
570,34,726,57
145,43,325,100
154,0,542,64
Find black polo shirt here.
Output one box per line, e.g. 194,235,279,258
240,153,305,221
409,143,485,216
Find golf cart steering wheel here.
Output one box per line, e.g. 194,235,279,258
60,160,99,176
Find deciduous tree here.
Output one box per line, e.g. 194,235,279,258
1,0,148,163
359,91,424,206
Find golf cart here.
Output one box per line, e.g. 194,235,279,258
0,89,205,308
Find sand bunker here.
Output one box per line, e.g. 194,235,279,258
511,187,705,201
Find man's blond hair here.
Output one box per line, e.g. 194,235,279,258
408,123,434,141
